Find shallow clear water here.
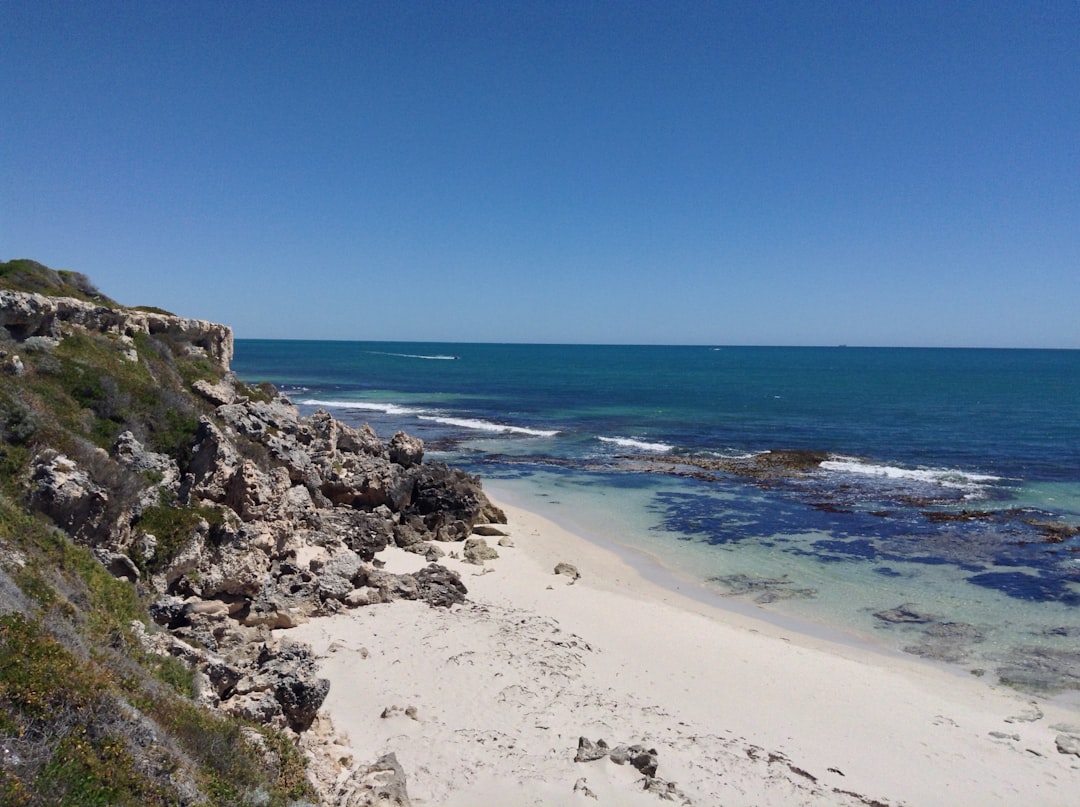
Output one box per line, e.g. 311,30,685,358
234,341,1080,694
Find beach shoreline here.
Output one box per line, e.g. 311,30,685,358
287,493,1080,806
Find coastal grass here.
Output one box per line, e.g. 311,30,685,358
0,497,316,806
0,262,317,805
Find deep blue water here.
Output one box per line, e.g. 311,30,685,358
233,341,1080,691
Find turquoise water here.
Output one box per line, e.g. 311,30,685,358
233,341,1080,693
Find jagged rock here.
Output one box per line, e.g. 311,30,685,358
388,431,424,468
393,515,428,548
413,564,468,608
335,751,412,806
113,431,180,496
196,539,272,598
240,581,314,629
323,509,394,561
575,737,610,762
479,500,508,524
251,640,330,732
225,461,289,522
555,562,581,581
311,549,366,585
463,536,499,565
407,463,490,536
192,378,237,406
187,417,243,502
28,452,110,544
0,289,234,367
318,573,355,602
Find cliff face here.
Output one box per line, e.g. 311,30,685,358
0,289,234,369
0,261,502,805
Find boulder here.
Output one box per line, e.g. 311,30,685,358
462,537,499,565
388,431,424,468
28,452,110,545
414,564,468,608
253,640,330,733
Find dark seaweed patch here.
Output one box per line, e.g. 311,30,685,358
968,572,1080,605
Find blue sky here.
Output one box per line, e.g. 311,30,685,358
3,1,1078,347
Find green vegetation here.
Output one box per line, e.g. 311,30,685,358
0,259,114,305
135,501,226,574
0,261,317,805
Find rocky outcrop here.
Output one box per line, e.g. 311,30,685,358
0,289,234,368
6,283,506,806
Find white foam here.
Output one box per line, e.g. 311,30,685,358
820,456,1001,491
301,399,419,416
598,436,675,453
418,415,559,438
368,351,458,360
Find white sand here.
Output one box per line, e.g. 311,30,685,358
286,497,1080,806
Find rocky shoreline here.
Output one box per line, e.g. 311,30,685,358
0,277,505,804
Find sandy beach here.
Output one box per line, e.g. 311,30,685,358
286,496,1080,806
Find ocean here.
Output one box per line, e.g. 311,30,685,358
232,341,1080,695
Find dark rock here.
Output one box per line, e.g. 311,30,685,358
414,564,468,608
406,463,490,536
629,744,659,778
331,509,395,561
874,604,934,624
255,640,330,732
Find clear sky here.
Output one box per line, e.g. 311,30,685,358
3,1,1078,347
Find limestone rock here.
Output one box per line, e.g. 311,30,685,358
1057,733,1080,757
0,289,233,367
388,431,424,468
462,536,499,565
335,752,412,807
555,562,581,581
575,737,610,763
28,452,110,545
192,378,237,406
